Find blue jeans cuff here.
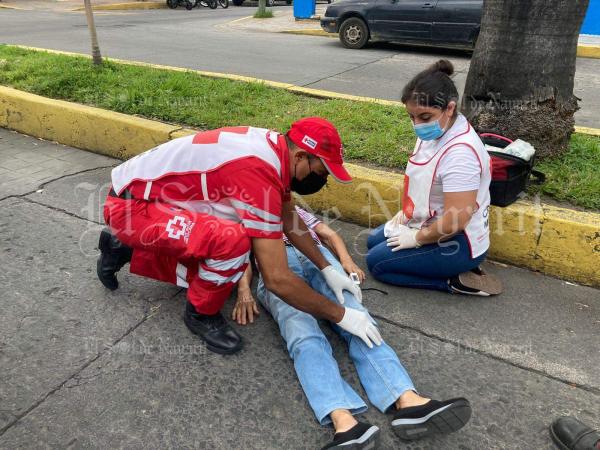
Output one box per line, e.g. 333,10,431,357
317,403,369,426
379,386,417,414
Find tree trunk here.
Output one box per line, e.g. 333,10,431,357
257,0,266,15
462,0,590,158
83,0,103,66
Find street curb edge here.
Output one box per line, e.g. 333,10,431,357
71,2,167,11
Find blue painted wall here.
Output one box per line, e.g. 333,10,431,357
582,0,600,35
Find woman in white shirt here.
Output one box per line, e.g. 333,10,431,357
366,59,502,296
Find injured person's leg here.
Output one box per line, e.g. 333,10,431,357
303,245,473,442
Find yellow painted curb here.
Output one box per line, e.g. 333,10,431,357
0,4,28,9
575,125,600,137
72,1,166,11
1,85,598,286
281,29,334,38
535,205,600,281
0,86,180,160
287,85,403,106
9,45,600,137
577,44,600,59
227,15,253,25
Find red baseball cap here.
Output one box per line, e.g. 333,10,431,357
287,117,352,183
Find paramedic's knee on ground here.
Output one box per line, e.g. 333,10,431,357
188,220,251,315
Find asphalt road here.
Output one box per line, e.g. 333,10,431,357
1,128,599,449
0,6,599,128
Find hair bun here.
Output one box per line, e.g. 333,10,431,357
428,59,454,76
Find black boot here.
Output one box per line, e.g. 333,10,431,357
97,227,133,291
183,302,243,355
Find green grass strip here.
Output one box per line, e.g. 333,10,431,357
0,45,598,209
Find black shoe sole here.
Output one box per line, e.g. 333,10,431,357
325,426,380,450
392,399,472,441
183,314,242,355
97,230,118,291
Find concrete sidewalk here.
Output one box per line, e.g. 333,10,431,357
221,6,328,34
0,127,599,449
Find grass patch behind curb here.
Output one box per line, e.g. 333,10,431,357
0,45,598,209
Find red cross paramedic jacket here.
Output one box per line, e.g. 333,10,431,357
111,126,291,239
104,126,291,315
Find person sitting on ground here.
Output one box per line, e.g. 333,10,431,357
232,205,472,450
366,59,502,297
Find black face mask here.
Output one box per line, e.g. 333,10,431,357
291,158,328,195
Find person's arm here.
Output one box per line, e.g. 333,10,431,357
232,264,259,325
253,237,381,348
282,200,329,270
314,222,366,283
282,201,363,303
416,190,477,245
253,237,343,321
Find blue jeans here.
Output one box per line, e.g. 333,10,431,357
256,245,415,426
366,225,487,292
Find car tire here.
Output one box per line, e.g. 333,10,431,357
185,0,194,9
266,0,274,6
339,17,369,49
232,0,243,5
166,0,178,8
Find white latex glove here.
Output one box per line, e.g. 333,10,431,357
321,265,363,304
383,212,408,238
386,227,421,252
337,307,383,348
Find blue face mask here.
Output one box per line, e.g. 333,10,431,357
413,119,445,141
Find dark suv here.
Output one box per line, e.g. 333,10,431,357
321,0,482,49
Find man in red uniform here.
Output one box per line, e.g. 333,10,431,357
97,118,382,354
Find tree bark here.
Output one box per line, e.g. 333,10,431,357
462,0,590,158
257,0,266,15
83,0,103,66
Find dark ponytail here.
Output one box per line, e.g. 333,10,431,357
401,59,459,115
